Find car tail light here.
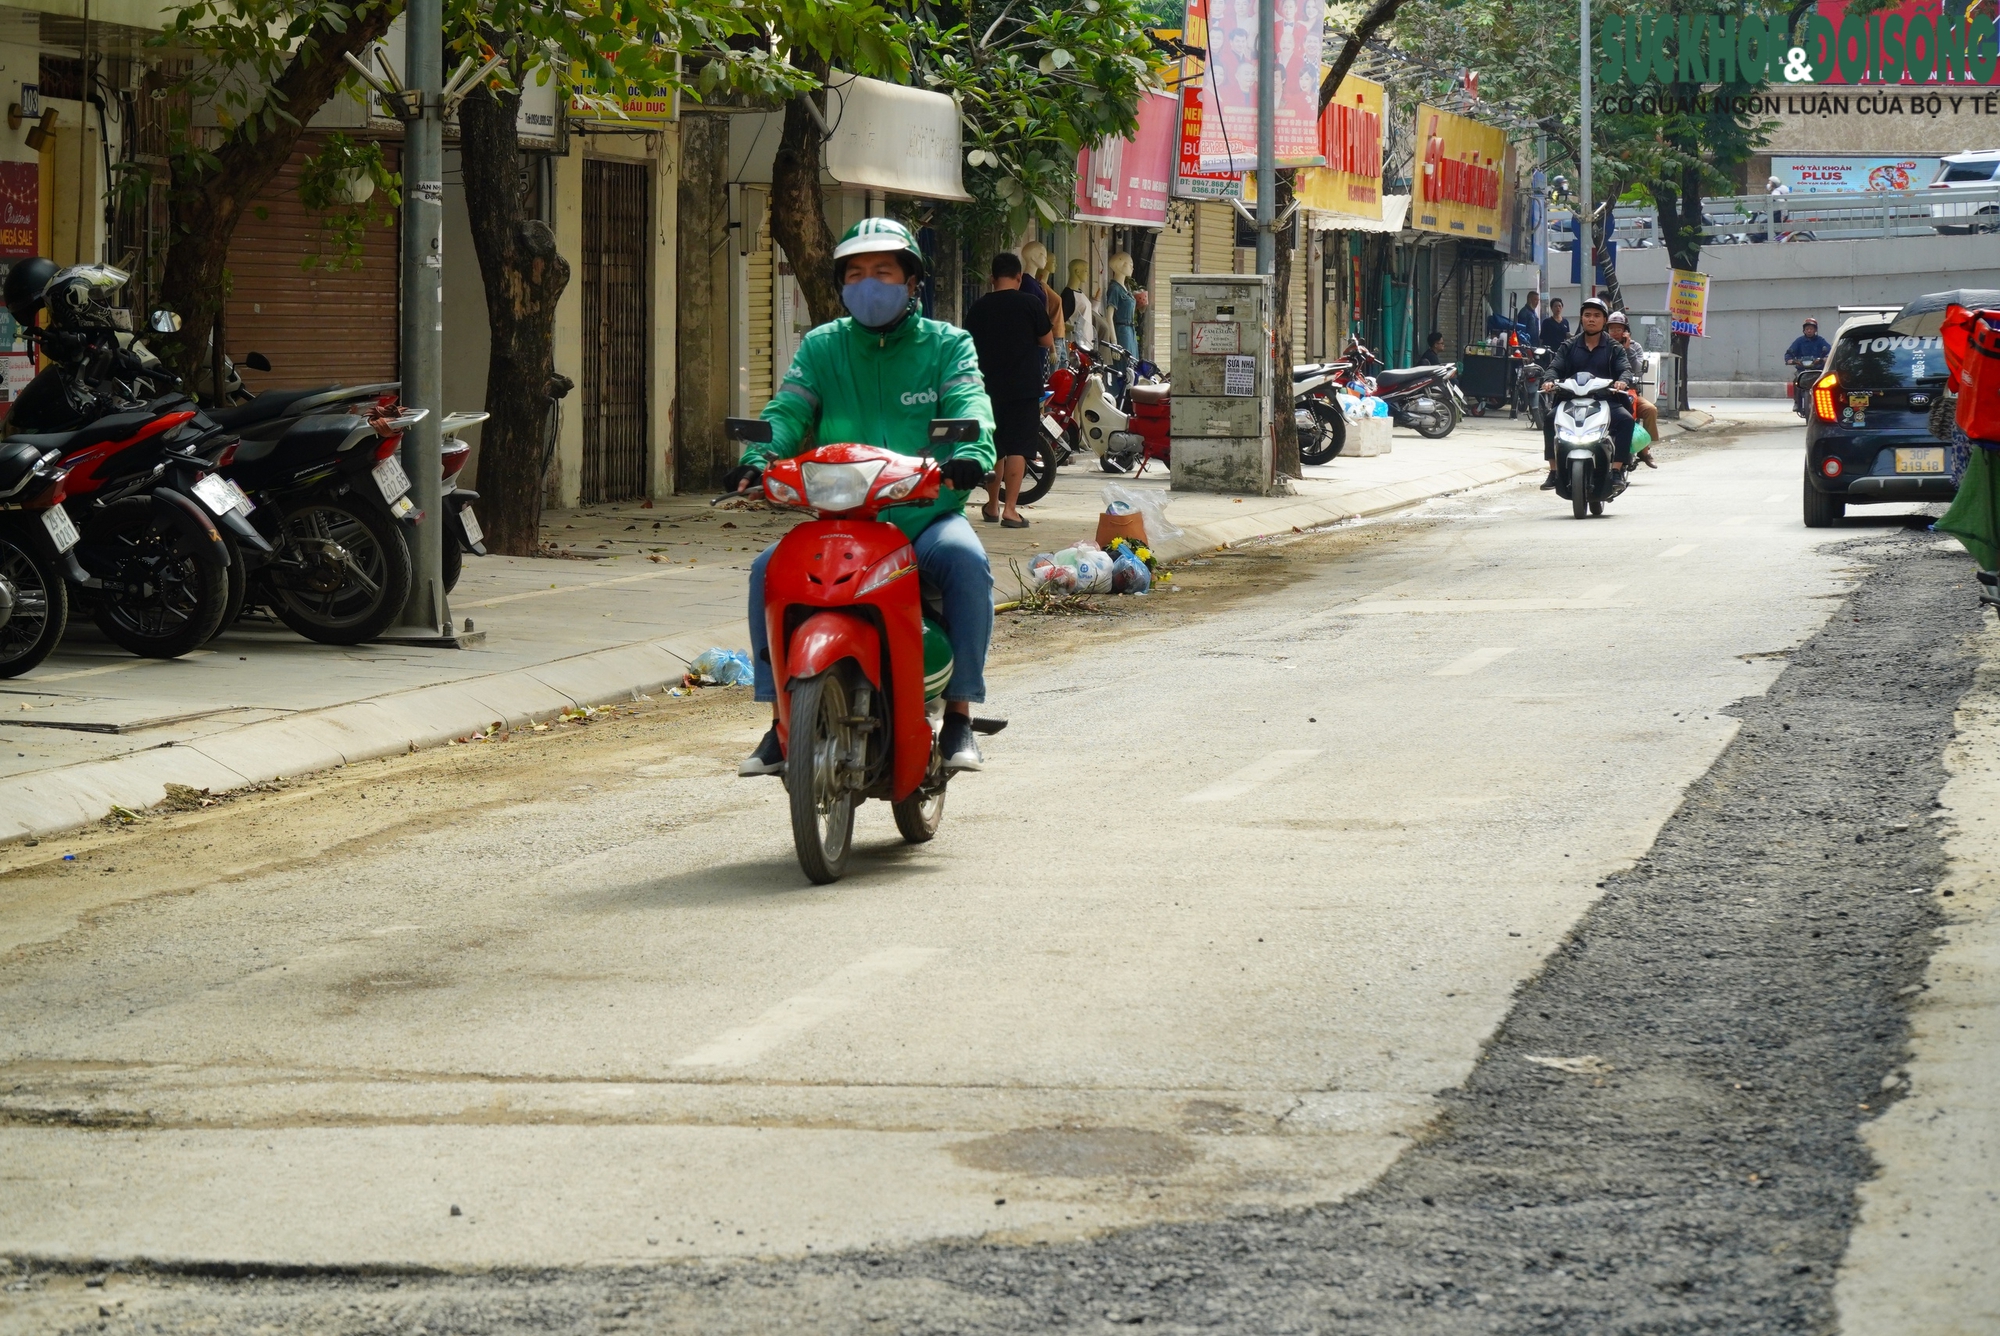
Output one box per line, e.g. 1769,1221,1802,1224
1821,456,1843,478
857,544,915,595
1812,371,1840,422
441,443,470,480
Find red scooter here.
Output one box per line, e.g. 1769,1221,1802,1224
724,416,1002,884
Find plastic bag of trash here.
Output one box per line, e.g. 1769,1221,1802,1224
1111,551,1152,595
687,647,754,686
1070,546,1116,593
1028,552,1079,593
1100,483,1184,547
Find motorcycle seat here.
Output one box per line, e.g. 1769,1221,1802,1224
1373,367,1443,390
1292,364,1330,381
7,410,169,455
0,439,52,494
1129,382,1171,405
206,386,343,430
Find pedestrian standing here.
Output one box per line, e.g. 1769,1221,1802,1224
1539,297,1571,349
1514,291,1542,338
964,252,1053,528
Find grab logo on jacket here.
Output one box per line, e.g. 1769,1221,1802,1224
900,389,939,406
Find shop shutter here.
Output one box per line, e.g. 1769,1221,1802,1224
746,203,774,412
224,139,400,387
1195,202,1234,274
1289,243,1307,362
1151,212,1194,366
581,158,650,504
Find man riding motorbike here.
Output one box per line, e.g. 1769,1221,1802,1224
1785,317,1831,413
1540,296,1638,490
727,218,997,777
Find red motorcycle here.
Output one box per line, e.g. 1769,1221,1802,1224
725,417,1002,884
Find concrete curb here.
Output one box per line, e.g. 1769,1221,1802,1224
3,455,1544,842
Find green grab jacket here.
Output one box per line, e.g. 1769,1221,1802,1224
746,308,997,542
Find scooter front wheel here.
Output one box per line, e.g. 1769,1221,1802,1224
1571,459,1592,519
787,670,858,884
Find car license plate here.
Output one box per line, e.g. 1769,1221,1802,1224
191,473,248,517
1896,447,1945,473
41,505,78,553
372,454,412,502
459,505,483,547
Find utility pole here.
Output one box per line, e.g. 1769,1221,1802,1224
389,0,455,643
1255,0,1275,274
1579,0,1594,299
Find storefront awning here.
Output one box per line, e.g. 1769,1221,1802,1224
1308,195,1409,233
823,72,973,202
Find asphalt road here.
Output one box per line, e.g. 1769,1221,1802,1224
1,421,1992,1333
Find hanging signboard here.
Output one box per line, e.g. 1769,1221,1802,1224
1770,154,1941,193
1189,0,1327,174
1668,269,1710,338
1411,104,1507,239
1294,74,1384,221
821,72,972,202
1076,91,1179,227
1174,88,1243,199
0,163,36,258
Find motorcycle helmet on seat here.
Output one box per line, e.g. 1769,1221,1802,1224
3,256,58,327
43,263,132,331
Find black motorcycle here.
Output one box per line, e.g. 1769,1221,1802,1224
1790,357,1824,419
0,440,75,675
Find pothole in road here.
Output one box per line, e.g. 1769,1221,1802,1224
951,1127,1199,1179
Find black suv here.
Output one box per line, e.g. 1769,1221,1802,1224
1802,321,1954,527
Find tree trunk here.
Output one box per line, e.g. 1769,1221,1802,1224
458,81,572,557
675,112,731,492
1271,172,1300,481
768,63,840,328
931,228,962,326
1591,203,1627,314
157,2,400,387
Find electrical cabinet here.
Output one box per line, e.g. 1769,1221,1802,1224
1167,274,1275,495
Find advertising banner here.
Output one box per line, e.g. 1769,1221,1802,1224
1595,0,2000,89
1770,154,1940,193
1174,88,1243,199
1076,91,1178,227
1189,0,1327,174
1412,104,1507,239
0,162,36,258
1668,269,1710,338
1295,74,1384,220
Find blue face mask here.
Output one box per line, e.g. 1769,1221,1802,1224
842,277,911,329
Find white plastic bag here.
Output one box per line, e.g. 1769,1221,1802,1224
1099,483,1184,547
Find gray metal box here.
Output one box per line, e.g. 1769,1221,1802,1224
1168,275,1273,440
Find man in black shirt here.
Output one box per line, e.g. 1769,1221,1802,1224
1540,296,1636,489
1538,297,1571,349
964,252,1053,527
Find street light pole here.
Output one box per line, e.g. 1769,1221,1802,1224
1255,0,1275,274
390,0,454,642
1579,0,1594,299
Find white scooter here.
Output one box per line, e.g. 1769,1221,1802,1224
1548,372,1625,519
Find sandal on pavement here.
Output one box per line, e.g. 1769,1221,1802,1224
981,504,1000,523
1001,516,1030,528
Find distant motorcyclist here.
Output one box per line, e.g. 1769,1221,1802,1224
728,218,997,778
1540,296,1637,490
1785,318,1830,413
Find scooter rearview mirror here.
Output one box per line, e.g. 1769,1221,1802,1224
243,351,272,373
929,418,981,445
724,416,773,444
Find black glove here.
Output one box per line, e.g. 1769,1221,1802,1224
940,456,987,491
723,463,763,493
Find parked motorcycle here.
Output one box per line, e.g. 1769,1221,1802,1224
1291,363,1348,465
0,441,77,675
1547,372,1627,519
440,411,489,592
1513,346,1554,429
1336,339,1466,438
1077,347,1170,475
723,416,1004,884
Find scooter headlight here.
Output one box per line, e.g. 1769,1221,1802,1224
764,474,803,506
874,471,922,503
800,460,884,511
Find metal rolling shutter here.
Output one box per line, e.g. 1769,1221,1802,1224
746,202,774,412
581,158,650,503
1151,212,1193,366
224,139,400,386
1195,202,1235,274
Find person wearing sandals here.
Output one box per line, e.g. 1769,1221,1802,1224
964,251,1052,528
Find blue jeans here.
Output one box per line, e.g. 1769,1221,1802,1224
748,512,993,705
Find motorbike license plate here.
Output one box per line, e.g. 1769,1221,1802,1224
1895,447,1945,474
191,473,253,518
372,454,413,503
1041,415,1062,440
40,504,78,554
459,505,483,547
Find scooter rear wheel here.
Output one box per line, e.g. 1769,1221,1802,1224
892,783,947,843
788,670,857,884
1016,435,1059,506
1571,459,1592,519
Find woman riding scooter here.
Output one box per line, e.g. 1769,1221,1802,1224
727,218,998,778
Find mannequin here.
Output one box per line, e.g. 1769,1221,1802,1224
1018,240,1065,341
1062,258,1094,353
1105,251,1138,357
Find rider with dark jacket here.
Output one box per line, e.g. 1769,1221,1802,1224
1540,296,1638,489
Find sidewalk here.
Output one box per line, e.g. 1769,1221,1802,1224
0,413,1689,840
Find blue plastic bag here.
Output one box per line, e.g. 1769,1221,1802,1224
1111,552,1152,594
688,647,754,686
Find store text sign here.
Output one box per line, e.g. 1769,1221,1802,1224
1412,104,1504,239
1597,3,1999,86
1295,75,1384,220
1076,91,1178,228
